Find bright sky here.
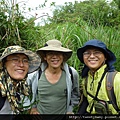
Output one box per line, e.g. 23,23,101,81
16,0,111,25
16,0,84,25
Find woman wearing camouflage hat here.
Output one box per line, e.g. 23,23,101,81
0,45,41,114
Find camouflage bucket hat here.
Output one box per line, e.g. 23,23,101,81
0,45,41,73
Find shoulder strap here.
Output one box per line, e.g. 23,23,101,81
69,67,73,83
89,67,108,113
38,68,42,80
106,71,120,113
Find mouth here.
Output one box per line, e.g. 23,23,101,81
88,60,98,64
15,69,25,74
51,60,59,64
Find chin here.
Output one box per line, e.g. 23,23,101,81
12,76,25,80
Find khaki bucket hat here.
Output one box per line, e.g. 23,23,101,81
0,45,41,73
36,39,72,61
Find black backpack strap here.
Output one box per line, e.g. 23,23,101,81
68,66,74,106
69,67,73,83
89,67,108,113
106,71,120,113
38,67,42,80
37,68,42,95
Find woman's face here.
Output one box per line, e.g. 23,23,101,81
83,48,106,72
44,51,64,69
5,53,29,80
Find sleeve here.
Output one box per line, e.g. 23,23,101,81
69,67,80,112
27,70,39,108
77,78,89,114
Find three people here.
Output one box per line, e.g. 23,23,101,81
77,39,120,114
29,39,80,118
0,45,41,114
2,39,117,116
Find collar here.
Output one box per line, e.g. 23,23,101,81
88,64,107,80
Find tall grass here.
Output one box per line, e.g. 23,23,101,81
39,19,120,77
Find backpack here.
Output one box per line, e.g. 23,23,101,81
85,71,120,114
106,71,120,113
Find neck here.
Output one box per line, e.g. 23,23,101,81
46,67,62,74
90,70,95,76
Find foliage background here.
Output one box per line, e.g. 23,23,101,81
0,0,119,73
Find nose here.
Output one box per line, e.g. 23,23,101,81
18,60,24,66
89,53,95,57
52,54,58,58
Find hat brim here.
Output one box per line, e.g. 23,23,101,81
36,46,72,62
77,45,116,64
0,50,41,73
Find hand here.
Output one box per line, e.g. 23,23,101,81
66,112,74,114
30,108,40,114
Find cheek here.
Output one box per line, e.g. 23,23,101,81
26,66,29,73
5,62,14,72
61,57,64,62
100,55,106,63
83,57,87,64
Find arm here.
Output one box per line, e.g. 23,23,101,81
69,67,80,113
27,71,39,109
30,107,39,114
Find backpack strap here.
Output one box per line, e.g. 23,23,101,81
38,67,42,80
106,71,120,113
69,67,73,84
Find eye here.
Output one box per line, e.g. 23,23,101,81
83,52,90,56
23,59,29,63
11,58,19,63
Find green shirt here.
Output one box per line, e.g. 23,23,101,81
37,70,67,114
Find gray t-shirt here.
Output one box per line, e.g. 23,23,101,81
37,70,67,114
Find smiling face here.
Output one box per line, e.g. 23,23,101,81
44,51,64,69
83,47,106,72
5,53,29,80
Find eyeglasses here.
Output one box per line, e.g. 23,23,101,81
83,51,103,57
6,58,29,65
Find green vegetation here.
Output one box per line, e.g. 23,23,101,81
0,0,119,80
0,0,120,112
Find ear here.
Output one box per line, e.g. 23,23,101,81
105,57,107,61
44,56,47,61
